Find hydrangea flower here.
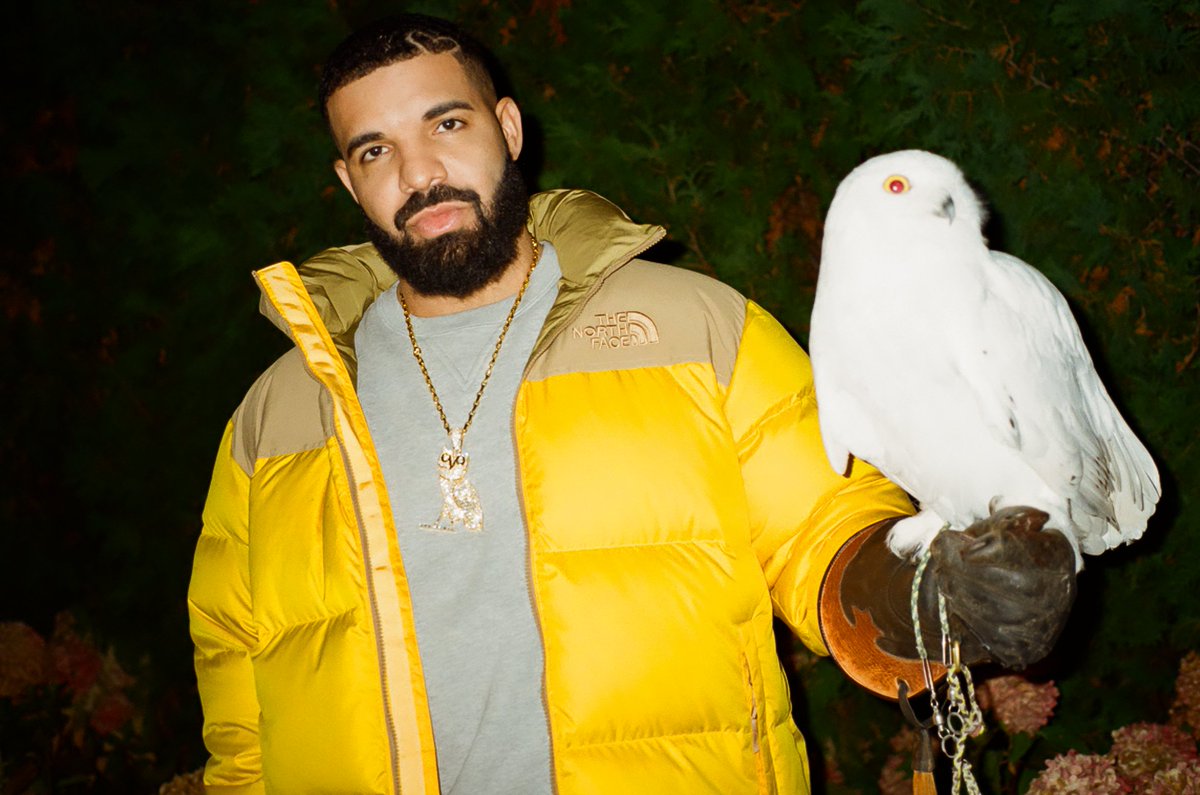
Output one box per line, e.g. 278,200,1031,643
822,739,846,785
1111,722,1198,788
878,726,920,795
0,621,48,698
48,613,103,696
0,612,140,740
1027,750,1130,794
878,750,910,795
977,674,1059,735
1172,652,1200,739
158,770,205,795
1147,759,1200,794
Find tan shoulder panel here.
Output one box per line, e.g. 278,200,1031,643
527,260,746,386
230,347,333,475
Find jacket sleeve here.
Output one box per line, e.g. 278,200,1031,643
723,301,914,655
188,421,265,793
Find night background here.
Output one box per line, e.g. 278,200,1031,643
1,1,1197,792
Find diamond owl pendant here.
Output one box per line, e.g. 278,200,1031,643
421,429,483,533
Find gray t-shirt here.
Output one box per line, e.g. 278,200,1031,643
354,243,561,794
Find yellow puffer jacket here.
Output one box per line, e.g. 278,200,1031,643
189,189,912,794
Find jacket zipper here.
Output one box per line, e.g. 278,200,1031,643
335,434,404,795
512,428,559,795
259,265,408,795
512,230,665,795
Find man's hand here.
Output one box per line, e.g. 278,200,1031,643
820,507,1077,697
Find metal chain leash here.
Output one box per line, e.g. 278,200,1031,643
935,590,984,795
911,544,986,795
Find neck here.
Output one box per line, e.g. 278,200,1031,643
398,233,535,318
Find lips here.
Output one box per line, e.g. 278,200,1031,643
405,202,473,238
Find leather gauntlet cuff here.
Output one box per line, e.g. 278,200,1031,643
818,520,948,700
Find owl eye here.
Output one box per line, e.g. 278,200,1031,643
884,175,911,194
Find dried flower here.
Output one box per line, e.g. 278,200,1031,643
0,622,48,698
1111,722,1198,788
1172,652,1200,739
90,690,136,736
977,674,1059,735
158,769,205,795
42,613,140,737
878,751,910,795
822,739,845,785
1147,759,1200,794
48,612,102,696
1027,750,1129,794
878,726,921,795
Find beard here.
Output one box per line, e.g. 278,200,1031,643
364,156,530,299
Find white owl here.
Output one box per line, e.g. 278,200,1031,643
809,150,1160,566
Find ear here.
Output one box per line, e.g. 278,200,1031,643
333,159,360,205
494,97,523,161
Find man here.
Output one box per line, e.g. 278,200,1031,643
189,14,1075,794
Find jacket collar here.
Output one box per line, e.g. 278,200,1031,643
528,188,665,292
257,189,665,376
525,189,665,362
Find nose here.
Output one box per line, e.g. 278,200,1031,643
399,143,446,195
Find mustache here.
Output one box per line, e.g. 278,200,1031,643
393,184,483,231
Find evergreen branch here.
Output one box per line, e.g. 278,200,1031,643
1154,129,1200,179
916,5,971,31
1175,303,1199,375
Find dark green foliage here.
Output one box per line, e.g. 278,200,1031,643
2,0,1196,790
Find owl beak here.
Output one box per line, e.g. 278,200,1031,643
935,196,956,224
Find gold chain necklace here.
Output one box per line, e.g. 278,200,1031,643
398,232,541,533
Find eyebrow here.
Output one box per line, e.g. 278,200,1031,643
343,101,476,159
345,131,384,159
422,100,473,121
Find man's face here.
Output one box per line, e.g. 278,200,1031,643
328,52,527,297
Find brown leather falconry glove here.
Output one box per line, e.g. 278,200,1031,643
819,506,1077,698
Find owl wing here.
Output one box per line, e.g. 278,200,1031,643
955,250,1159,553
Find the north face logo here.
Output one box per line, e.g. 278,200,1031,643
572,311,659,349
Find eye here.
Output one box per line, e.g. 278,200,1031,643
884,175,911,194
436,118,465,132
361,144,388,163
